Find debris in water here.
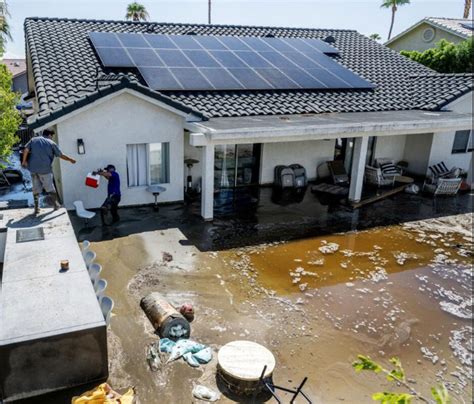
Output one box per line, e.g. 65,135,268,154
449,326,473,367
421,346,439,364
163,252,173,263
146,341,161,372
318,241,339,254
192,385,220,402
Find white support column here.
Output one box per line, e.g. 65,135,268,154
201,144,215,221
349,136,369,203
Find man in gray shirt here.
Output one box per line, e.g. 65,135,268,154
22,129,76,214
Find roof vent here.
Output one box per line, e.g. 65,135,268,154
264,33,275,38
324,35,336,44
185,31,197,35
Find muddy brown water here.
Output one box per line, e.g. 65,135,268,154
89,214,473,404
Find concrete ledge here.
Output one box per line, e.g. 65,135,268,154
0,208,108,402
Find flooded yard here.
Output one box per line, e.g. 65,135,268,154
90,213,473,403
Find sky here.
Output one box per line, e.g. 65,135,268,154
3,0,472,58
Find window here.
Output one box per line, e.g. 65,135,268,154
452,130,472,154
149,143,170,184
126,143,170,187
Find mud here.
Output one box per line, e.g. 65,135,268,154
90,213,473,403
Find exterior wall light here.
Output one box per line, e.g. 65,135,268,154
77,139,85,155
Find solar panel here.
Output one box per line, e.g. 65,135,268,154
89,32,375,91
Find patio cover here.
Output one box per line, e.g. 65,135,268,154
186,110,473,145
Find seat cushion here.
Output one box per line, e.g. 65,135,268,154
380,163,400,176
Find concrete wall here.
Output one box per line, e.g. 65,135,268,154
373,134,407,163
56,92,185,209
259,139,336,184
388,22,465,52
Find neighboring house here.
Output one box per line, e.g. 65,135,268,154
386,17,473,52
2,58,28,94
24,18,473,220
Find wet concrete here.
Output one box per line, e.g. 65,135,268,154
88,213,472,404
70,186,474,252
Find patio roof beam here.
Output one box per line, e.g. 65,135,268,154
185,110,473,145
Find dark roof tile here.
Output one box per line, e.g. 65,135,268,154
25,17,473,123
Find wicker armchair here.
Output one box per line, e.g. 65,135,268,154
423,178,462,196
364,166,395,187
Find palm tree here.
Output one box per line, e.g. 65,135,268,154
463,0,471,19
125,2,150,22
208,0,212,24
381,0,410,41
0,0,11,55
370,33,382,41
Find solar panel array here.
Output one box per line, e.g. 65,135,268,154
89,32,375,91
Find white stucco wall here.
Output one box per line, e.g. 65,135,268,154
56,92,185,209
397,92,473,178
429,91,474,183
259,139,336,184
402,133,434,176
183,131,203,189
373,134,407,164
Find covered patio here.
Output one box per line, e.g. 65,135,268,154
185,110,473,220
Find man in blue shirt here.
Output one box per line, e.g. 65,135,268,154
97,164,121,223
22,129,76,214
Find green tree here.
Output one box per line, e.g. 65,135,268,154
381,0,410,41
401,38,474,73
353,355,450,403
0,64,21,160
125,2,150,22
0,0,12,56
370,33,382,41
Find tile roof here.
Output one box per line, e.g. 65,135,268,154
1,58,27,77
25,17,473,125
426,17,473,39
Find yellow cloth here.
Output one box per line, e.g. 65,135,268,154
72,383,134,404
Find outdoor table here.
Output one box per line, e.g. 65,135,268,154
146,185,166,211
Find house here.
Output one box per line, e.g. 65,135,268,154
24,18,473,220
385,17,473,52
2,58,28,94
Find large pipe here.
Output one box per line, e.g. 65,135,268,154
140,292,191,340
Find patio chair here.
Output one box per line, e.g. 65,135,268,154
428,161,450,179
99,295,114,325
375,158,403,179
94,278,108,300
88,263,102,284
364,166,395,187
84,250,96,269
423,178,462,196
73,200,96,226
81,240,91,254
327,160,349,185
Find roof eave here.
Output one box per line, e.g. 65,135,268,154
27,79,207,131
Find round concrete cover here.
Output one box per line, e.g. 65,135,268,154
218,340,275,381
